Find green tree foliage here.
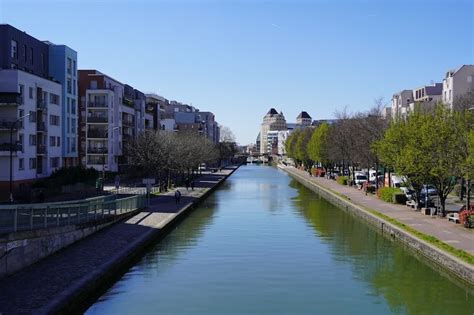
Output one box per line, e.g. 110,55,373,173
295,127,314,169
308,123,330,166
375,105,469,214
285,129,300,160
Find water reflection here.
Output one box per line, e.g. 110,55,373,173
290,179,474,315
87,166,474,315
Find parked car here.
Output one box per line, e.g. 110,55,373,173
421,184,437,196
354,173,368,188
400,187,416,201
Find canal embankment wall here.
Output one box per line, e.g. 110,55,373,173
281,165,474,286
0,166,240,315
0,209,139,277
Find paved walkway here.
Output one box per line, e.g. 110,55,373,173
0,167,237,314
282,166,474,255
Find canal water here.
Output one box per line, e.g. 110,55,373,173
87,165,474,315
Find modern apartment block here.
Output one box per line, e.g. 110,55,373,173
443,65,474,110
47,43,78,167
0,24,66,197
78,70,153,173
78,70,124,172
391,90,413,120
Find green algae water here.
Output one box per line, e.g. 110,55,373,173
86,165,474,315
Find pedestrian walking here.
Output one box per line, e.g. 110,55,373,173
174,190,181,204
185,178,190,191
191,181,195,191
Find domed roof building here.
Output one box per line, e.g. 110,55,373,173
260,108,287,154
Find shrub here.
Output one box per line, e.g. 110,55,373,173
378,187,403,203
393,193,407,204
337,176,348,185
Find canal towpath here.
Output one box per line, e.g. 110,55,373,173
281,165,474,255
0,167,238,314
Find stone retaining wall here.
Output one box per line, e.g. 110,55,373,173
283,167,474,286
0,211,138,277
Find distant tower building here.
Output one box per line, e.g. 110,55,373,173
296,111,312,127
260,108,287,154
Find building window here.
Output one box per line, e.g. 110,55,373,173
57,137,60,147
29,111,36,123
50,157,59,168
23,44,27,62
67,97,70,113
73,60,76,75
49,93,60,105
67,117,70,132
67,78,72,94
11,40,18,58
50,136,56,147
29,134,37,145
73,79,76,95
30,47,34,65
29,158,37,170
29,87,34,99
71,99,76,114
49,115,60,126
67,58,72,75
71,137,76,152
19,84,24,104
19,134,24,152
449,90,452,100
67,137,70,153
71,118,76,133
19,158,24,171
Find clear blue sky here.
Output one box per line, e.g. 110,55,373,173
1,0,472,144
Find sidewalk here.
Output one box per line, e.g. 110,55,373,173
0,167,237,314
282,166,474,255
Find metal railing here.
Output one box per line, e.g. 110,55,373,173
0,194,146,234
87,116,108,123
88,101,108,108
87,147,107,154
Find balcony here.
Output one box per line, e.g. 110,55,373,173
87,147,108,154
0,119,18,130
37,122,46,132
0,93,21,106
87,116,108,123
37,100,47,110
122,98,134,108
123,119,135,127
87,130,107,138
37,144,46,154
88,101,108,108
0,143,22,155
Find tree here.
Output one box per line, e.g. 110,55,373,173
308,123,330,168
285,129,300,162
295,127,314,170
219,125,236,143
375,105,465,215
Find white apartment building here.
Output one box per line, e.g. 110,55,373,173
81,71,124,173
391,90,413,120
260,108,287,154
0,69,63,190
442,65,474,110
277,129,292,156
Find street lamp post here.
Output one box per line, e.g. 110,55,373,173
9,113,30,203
101,126,119,190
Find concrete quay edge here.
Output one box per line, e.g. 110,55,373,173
37,166,240,315
280,165,474,287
